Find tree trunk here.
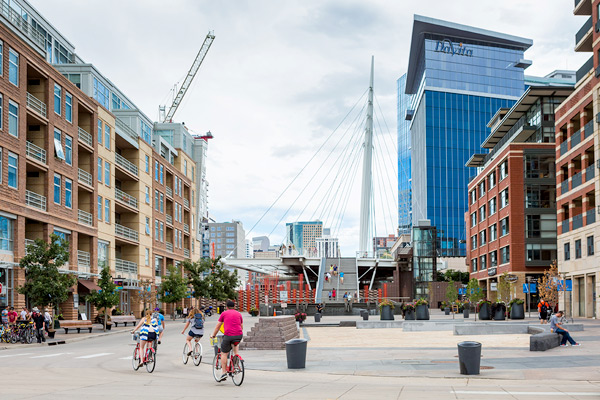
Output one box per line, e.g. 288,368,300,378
103,308,107,332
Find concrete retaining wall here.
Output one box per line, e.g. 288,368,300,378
356,321,404,329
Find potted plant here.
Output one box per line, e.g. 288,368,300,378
508,298,525,319
53,315,61,329
47,326,56,339
248,307,259,317
379,300,395,321
415,298,429,320
440,300,447,311
294,311,307,323
402,303,416,320
478,299,492,320
491,301,506,320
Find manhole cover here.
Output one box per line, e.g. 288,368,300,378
480,366,494,370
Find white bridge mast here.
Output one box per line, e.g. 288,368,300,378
358,56,374,257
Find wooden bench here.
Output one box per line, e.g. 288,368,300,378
111,315,137,327
60,320,93,334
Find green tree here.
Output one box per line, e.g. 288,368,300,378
445,278,458,306
436,269,470,284
497,272,513,303
86,265,120,331
466,278,484,305
159,265,188,317
538,260,559,307
184,257,239,301
18,235,75,315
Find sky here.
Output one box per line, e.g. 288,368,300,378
32,0,589,256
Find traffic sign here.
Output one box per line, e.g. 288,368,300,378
557,280,572,292
523,283,537,293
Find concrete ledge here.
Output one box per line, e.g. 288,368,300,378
339,321,357,327
530,331,560,351
356,321,403,329
454,324,530,335
403,322,456,332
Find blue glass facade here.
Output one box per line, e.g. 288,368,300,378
399,18,531,257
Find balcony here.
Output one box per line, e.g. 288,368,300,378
115,119,138,141
572,170,583,189
575,16,592,52
115,187,138,209
184,223,190,234
115,153,139,177
575,0,592,15
562,220,570,234
184,198,190,209
561,180,569,195
560,140,569,156
25,141,46,165
0,1,46,49
115,258,138,280
24,239,35,255
573,213,584,230
166,242,174,252
78,168,93,187
26,92,47,118
184,248,190,258
587,208,596,225
570,129,581,148
77,250,90,274
166,186,173,198
25,190,46,211
78,209,93,226
585,164,595,182
584,120,594,139
78,127,93,148
166,214,173,225
576,55,594,83
115,223,139,242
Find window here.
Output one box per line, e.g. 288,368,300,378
104,124,110,150
479,205,486,221
93,77,109,108
226,232,234,237
104,161,110,186
104,199,110,222
184,160,187,176
480,255,487,270
226,238,234,243
500,246,510,264
469,190,476,205
192,166,194,180
479,230,486,247
488,171,496,189
145,248,150,266
525,185,555,209
140,120,152,143
154,161,158,181
53,174,61,204
54,84,61,115
154,220,159,240
65,93,72,123
0,94,2,130
489,224,497,242
145,217,150,235
470,212,477,227
500,160,508,180
500,217,509,236
527,243,557,261
471,258,477,272
145,186,150,204
64,73,81,88
564,242,570,261
65,135,72,165
98,120,102,145
489,197,497,216
65,179,72,209
54,129,65,160
8,101,18,137
97,158,102,183
8,48,18,86
174,177,178,195
587,236,594,256
526,214,557,238
154,190,159,210
524,154,554,179
490,250,497,268
0,148,2,183
145,155,149,173
178,179,182,196
98,196,102,221
478,181,485,198
159,193,164,213
160,165,163,184
500,189,509,208
160,222,164,242
0,215,14,251
8,152,17,188
575,239,582,259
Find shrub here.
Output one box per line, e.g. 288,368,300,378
379,299,395,309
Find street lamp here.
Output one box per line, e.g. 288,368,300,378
562,272,568,320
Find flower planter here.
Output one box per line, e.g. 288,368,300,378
509,303,524,320
444,307,450,315
249,311,259,317
478,303,491,320
416,304,429,320
493,309,505,320
380,305,394,320
47,330,55,339
404,309,415,320
53,320,61,329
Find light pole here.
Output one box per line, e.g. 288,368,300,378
526,276,531,319
562,272,568,320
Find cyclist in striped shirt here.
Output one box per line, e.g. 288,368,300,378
131,310,159,367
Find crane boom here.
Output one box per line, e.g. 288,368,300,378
163,31,215,123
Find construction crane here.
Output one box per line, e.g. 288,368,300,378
160,31,215,123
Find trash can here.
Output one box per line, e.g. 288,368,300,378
457,341,481,375
360,309,369,320
285,338,308,369
314,313,321,323
463,308,470,319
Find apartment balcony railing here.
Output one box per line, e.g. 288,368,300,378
26,92,47,118
78,127,93,147
587,209,596,225
24,239,35,255
184,223,190,234
78,168,93,187
570,129,581,148
115,187,138,209
573,213,584,230
584,120,594,139
115,153,139,177
115,258,138,280
26,190,46,211
115,223,139,242
166,242,174,252
562,220,570,234
78,209,93,226
585,164,595,182
576,16,593,45
166,186,173,198
184,198,190,208
115,119,138,141
26,141,46,164
0,1,46,49
572,170,583,189
576,55,594,82
560,140,569,156
166,214,173,225
482,114,532,165
77,250,90,274
184,248,190,258
561,180,569,195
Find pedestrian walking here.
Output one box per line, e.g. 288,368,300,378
538,298,550,324
43,308,52,333
333,265,338,276
329,265,334,275
31,307,46,343
328,290,332,301
332,288,336,300
550,311,581,347
340,271,344,284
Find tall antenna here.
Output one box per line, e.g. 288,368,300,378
358,56,374,257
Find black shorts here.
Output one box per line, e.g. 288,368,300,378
141,331,157,342
188,330,203,338
221,334,243,353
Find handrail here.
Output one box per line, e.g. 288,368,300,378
585,164,595,182
78,168,93,187
78,127,92,147
0,1,46,49
560,140,569,156
77,250,90,267
166,242,174,252
115,258,138,280
78,209,93,226
184,198,190,208
26,141,46,164
115,153,139,176
572,170,583,189
25,190,46,211
575,16,592,45
184,223,190,234
482,114,531,166
115,223,139,242
26,92,47,118
166,214,173,225
115,187,138,209
166,186,173,197
115,119,138,141
586,209,596,225
584,120,594,139
570,129,581,148
184,248,190,258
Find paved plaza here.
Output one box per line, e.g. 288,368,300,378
1,312,599,399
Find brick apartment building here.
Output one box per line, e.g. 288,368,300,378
466,86,572,301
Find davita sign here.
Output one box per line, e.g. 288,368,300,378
435,39,473,57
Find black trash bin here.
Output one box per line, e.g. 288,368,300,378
314,313,321,322
285,338,308,369
360,309,368,320
457,341,481,375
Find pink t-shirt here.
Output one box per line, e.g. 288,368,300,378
218,309,243,336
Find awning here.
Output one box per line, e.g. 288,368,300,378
78,279,101,292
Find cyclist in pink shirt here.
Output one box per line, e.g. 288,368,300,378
210,300,243,382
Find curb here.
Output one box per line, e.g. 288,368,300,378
0,327,131,351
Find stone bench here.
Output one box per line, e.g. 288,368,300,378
111,315,137,327
529,326,560,351
60,320,92,334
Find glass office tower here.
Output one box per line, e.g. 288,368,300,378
399,15,532,256
398,74,413,235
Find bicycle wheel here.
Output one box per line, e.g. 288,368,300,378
132,346,141,371
27,329,34,344
231,355,245,386
212,353,222,382
182,343,190,364
145,348,156,373
193,342,202,366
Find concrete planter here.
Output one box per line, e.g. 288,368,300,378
444,307,450,315
404,310,415,320
493,309,505,320
380,305,394,320
463,308,470,318
510,303,524,319
478,303,491,320
416,304,430,320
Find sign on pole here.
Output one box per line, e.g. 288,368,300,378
523,283,537,293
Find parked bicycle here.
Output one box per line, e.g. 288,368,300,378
131,333,157,373
211,337,244,386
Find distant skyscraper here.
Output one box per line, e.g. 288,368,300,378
207,220,245,258
286,221,323,252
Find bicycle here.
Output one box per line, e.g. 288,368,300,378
182,337,203,366
211,337,244,386
16,321,34,344
131,333,157,373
